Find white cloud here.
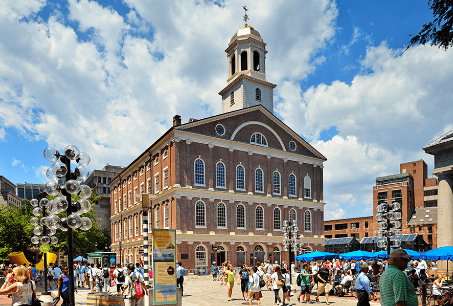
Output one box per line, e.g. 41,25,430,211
12,158,21,166
0,128,5,141
33,165,48,183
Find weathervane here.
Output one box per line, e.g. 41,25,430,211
242,6,249,27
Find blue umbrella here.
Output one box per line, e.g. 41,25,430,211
421,246,453,261
376,249,423,259
339,250,377,260
295,251,338,261
74,256,88,262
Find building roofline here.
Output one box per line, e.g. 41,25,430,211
376,172,411,182
0,176,17,188
324,216,373,223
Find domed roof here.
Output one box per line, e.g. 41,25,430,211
230,26,262,43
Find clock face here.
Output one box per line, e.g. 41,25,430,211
289,141,297,151
216,124,225,136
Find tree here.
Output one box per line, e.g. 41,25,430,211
408,0,453,50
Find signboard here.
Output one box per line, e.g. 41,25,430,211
40,244,50,253
153,229,177,305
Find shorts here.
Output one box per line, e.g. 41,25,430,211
79,274,85,282
241,280,248,292
282,285,289,293
48,276,54,281
249,291,262,300
301,285,312,294
264,273,271,281
318,283,331,294
227,281,234,289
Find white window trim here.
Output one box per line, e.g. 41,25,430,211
273,170,281,195
114,200,117,214
195,201,207,228
134,187,138,204
236,204,246,229
135,215,139,236
128,191,132,207
154,156,159,166
304,210,312,232
164,204,169,229
236,165,246,191
134,172,137,180
163,149,168,160
140,168,144,176
140,182,145,194
147,178,151,194
289,208,297,223
129,218,132,238
255,205,265,230
195,244,208,267
273,207,282,231
147,163,151,172
128,177,131,185
250,132,268,147
194,158,206,187
255,167,264,193
304,175,312,199
154,173,160,194
288,173,297,197
216,161,226,189
217,202,227,228
163,167,169,190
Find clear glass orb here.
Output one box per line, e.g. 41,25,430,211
65,145,80,160
39,198,49,208
52,161,67,178
32,207,42,217
31,236,40,245
47,228,56,236
75,166,90,183
56,198,69,212
283,245,288,252
30,217,40,226
40,217,49,227
77,152,90,167
30,199,39,207
46,167,57,181
60,217,69,231
283,220,289,227
72,201,81,213
65,180,80,194
51,236,58,245
40,236,50,244
45,181,59,197
44,147,58,162
78,199,91,214
33,226,43,236
80,217,92,231
67,213,82,229
78,185,91,199
48,215,60,229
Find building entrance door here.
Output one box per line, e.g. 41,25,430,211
254,245,265,265
236,246,245,267
216,246,226,264
272,247,281,264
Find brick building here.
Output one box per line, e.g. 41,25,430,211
0,175,21,207
109,24,327,271
323,216,376,241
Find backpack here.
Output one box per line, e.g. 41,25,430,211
117,269,125,283
227,272,234,283
296,273,303,286
103,268,110,278
130,273,144,299
259,274,265,288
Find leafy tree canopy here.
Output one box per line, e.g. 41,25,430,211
408,0,453,50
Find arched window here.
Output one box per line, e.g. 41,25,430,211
289,208,297,223
216,162,226,188
195,201,206,227
236,165,245,190
304,175,311,198
217,202,226,228
237,204,245,228
231,54,236,75
230,91,234,106
304,210,312,232
255,168,263,192
195,245,207,266
241,51,248,71
255,88,261,101
273,208,281,230
253,50,260,71
273,171,281,194
194,158,205,186
250,132,267,146
255,206,264,229
237,246,245,252
289,174,296,197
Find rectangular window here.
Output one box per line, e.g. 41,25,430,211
428,234,433,241
98,177,101,183
118,199,122,212
123,195,126,210
163,149,168,160
103,187,107,194
108,188,110,194
335,223,348,230
128,191,132,207
428,225,433,232
134,187,138,203
392,190,402,198
324,225,332,231
124,220,127,239
154,156,159,166
410,227,415,233
129,219,132,238
114,188,117,194
135,215,138,236
114,200,117,214
147,179,151,194
304,188,311,198
163,168,169,189
377,192,387,200
140,167,144,176
155,207,160,228
108,178,111,183
140,183,144,194
134,172,137,180
365,221,369,228
351,222,359,229
155,174,160,194
164,204,169,228
103,177,106,184
365,232,369,237
419,226,423,231
147,163,150,171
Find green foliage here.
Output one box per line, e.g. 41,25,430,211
0,189,110,261
408,0,453,50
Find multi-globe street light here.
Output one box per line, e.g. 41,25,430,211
30,145,93,305
282,219,301,284
375,201,403,255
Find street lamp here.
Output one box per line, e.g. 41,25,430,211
282,219,301,284
36,145,93,305
375,201,403,256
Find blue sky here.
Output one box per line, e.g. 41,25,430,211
1,0,452,220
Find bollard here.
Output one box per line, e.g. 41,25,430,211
421,280,427,306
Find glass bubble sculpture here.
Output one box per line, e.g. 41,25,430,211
30,217,40,226
77,152,90,167
43,147,58,162
60,217,69,232
46,167,57,181
79,199,91,214
39,198,49,208
65,180,80,194
78,185,92,199
47,228,56,236
51,236,58,245
80,217,92,231
52,160,67,178
65,145,80,160
45,181,59,197
41,236,50,244
48,215,60,229
31,236,40,245
56,198,69,212
33,226,43,236
67,213,82,229
40,217,49,227
30,199,39,207
75,166,90,183
32,207,42,217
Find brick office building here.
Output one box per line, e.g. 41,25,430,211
323,216,376,240
109,24,327,271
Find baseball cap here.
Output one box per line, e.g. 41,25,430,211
389,249,412,259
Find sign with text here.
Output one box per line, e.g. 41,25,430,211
153,229,177,305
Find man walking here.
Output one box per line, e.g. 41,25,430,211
380,249,418,306
316,261,331,305
176,261,185,296
248,266,262,306
356,265,374,306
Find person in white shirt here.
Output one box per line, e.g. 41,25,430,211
335,270,354,296
266,265,283,305
282,268,292,306
113,264,126,294
418,259,428,281
87,263,95,293
53,265,62,287
248,266,262,306
312,261,319,289
47,264,54,290
122,263,148,306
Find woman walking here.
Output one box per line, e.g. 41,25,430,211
0,265,36,306
267,265,283,306
56,266,78,306
122,263,148,306
224,264,236,301
282,268,292,306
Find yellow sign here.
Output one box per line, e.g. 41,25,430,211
40,244,50,253
153,229,177,304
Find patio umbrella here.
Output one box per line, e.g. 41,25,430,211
295,251,338,261
339,250,377,260
74,256,88,262
421,246,453,276
376,249,423,259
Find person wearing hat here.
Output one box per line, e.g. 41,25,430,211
379,249,418,306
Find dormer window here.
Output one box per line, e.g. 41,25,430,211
250,132,267,146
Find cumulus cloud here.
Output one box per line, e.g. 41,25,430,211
12,158,21,166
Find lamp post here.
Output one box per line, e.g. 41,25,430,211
34,145,93,305
282,219,301,284
375,201,403,256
